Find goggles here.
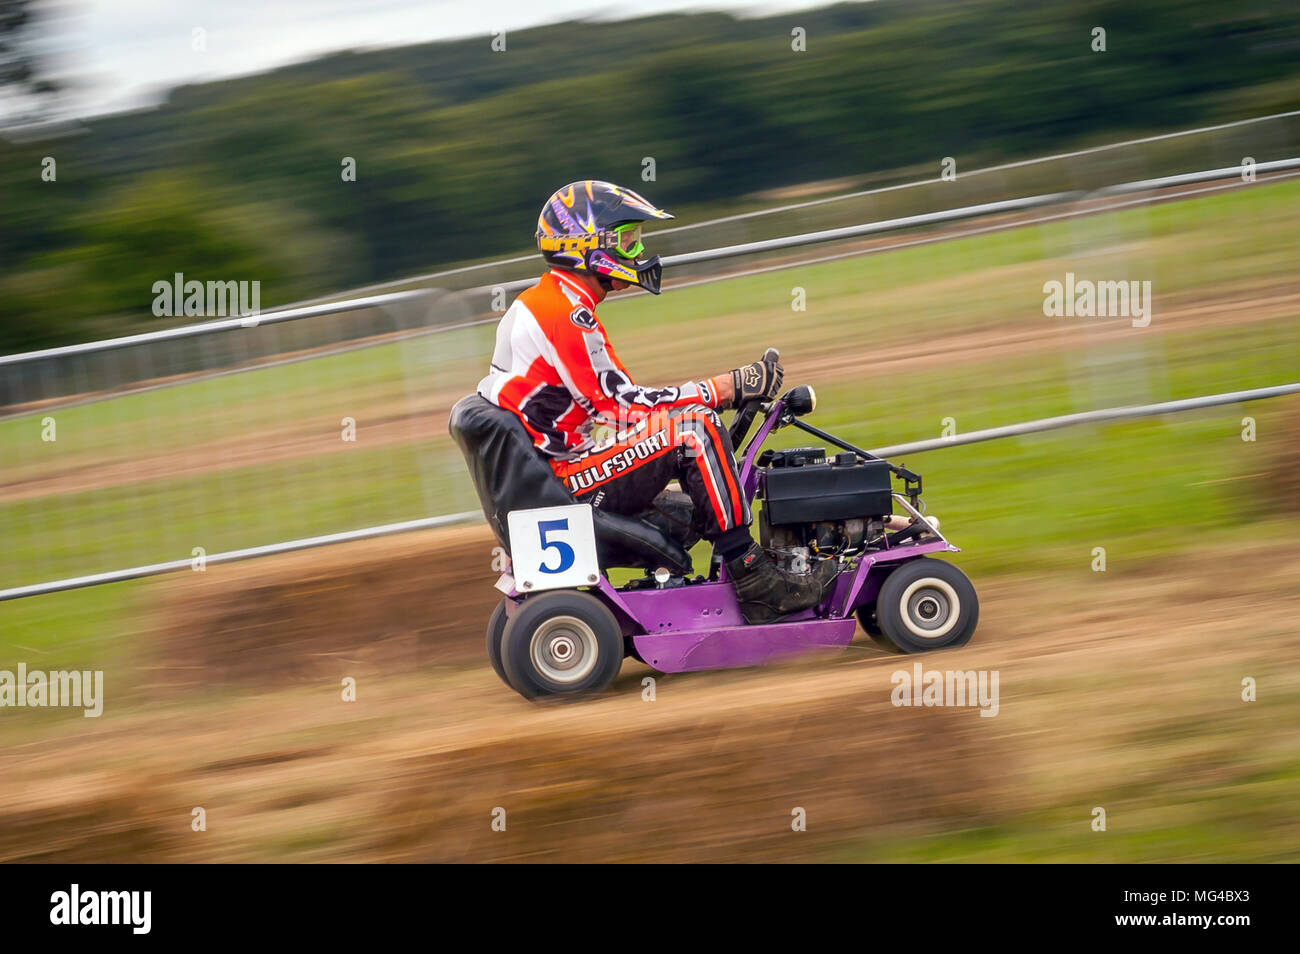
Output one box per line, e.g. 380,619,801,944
609,222,645,259
537,223,645,259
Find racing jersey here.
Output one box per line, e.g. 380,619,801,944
477,269,724,460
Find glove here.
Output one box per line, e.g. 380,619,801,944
730,358,783,406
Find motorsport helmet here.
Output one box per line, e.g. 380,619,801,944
536,180,674,294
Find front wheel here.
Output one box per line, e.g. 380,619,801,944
500,590,624,699
869,558,978,654
486,600,510,688
854,602,899,653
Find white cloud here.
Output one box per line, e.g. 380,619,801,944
53,0,828,117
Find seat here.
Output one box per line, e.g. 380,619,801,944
449,394,697,575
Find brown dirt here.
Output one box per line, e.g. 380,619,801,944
1269,403,1300,514
1,524,1297,863
146,526,500,690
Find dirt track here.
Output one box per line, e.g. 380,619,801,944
2,523,1297,862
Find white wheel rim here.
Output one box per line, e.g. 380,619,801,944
898,577,961,639
530,614,600,684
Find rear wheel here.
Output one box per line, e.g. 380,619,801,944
486,600,510,687
871,558,978,654
501,591,624,699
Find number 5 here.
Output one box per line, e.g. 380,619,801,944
537,519,575,574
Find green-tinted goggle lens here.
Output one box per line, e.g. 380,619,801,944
611,223,644,259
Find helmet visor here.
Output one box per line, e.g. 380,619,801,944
611,223,645,259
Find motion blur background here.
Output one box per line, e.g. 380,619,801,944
0,0,1297,862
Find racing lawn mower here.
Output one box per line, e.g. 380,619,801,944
450,349,978,699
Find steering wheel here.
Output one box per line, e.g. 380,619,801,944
727,347,779,450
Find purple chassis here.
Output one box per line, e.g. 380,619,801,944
500,393,959,674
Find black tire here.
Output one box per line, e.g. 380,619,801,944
854,602,903,653
872,558,978,654
500,590,624,699
486,600,510,687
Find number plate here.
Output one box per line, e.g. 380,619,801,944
506,504,600,592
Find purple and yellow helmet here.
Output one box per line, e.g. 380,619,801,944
536,180,674,294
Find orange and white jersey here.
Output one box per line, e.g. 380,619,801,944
478,269,723,459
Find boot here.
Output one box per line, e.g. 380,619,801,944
726,542,839,625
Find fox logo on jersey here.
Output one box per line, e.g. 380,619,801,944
570,306,598,330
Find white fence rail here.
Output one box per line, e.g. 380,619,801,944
0,512,481,601
0,291,432,367
869,383,1300,458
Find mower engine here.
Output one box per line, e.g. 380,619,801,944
757,447,895,570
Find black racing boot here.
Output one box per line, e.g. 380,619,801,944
725,542,839,625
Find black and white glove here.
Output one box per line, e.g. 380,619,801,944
730,358,783,406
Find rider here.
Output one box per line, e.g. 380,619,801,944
478,180,835,624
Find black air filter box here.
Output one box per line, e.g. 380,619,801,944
761,455,894,523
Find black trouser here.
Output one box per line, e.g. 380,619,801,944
551,405,751,539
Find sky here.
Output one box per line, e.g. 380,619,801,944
38,0,832,119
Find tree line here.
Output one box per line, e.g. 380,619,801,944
2,0,1298,350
